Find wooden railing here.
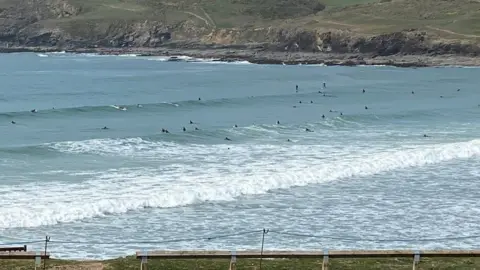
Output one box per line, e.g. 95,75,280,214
0,245,27,252
0,251,50,269
136,249,480,270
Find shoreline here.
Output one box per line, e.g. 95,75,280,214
2,46,480,68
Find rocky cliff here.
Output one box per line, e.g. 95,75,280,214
0,0,479,57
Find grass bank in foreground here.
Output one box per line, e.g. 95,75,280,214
2,256,480,270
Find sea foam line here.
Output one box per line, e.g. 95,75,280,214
1,138,479,229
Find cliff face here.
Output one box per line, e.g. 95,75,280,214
0,0,479,56
202,28,480,56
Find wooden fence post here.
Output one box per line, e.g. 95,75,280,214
229,250,236,270
322,250,329,270
140,250,148,270
412,250,420,270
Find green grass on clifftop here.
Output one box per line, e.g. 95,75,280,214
1,0,479,43
3,256,480,270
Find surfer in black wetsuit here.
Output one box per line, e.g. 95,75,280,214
225,137,231,141
423,134,430,137
305,128,313,132
183,127,186,132
310,100,313,103
31,109,37,113
11,121,16,124
362,89,365,93
412,91,415,94
102,126,108,130
322,114,325,119
277,121,280,125
340,112,343,116
234,124,238,128
165,129,169,133
287,139,291,142
190,120,193,124
323,82,326,88
365,106,368,110
198,97,201,101
195,127,199,131
296,85,299,92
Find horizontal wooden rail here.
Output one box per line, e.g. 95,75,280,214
0,245,27,252
136,249,480,259
0,251,50,260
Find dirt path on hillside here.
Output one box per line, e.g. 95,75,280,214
426,26,480,38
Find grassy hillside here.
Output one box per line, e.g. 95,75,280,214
3,255,480,270
0,0,479,50
29,0,480,38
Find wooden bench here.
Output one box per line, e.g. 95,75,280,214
0,251,50,269
135,249,480,270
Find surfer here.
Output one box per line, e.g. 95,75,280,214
162,128,166,133
457,89,460,92
318,90,322,94
198,97,201,101
296,85,299,92
277,120,280,125
322,114,325,119
287,139,291,142
362,89,365,93
195,127,199,131
102,126,108,130
225,137,232,141
423,134,430,137
190,120,193,124
440,95,444,98
340,112,343,116
412,91,415,94
137,104,143,108
234,124,238,128
165,129,169,133
305,128,313,132
310,100,313,103
183,127,186,132
323,82,326,88
31,109,37,113
299,101,302,104
11,121,16,124
365,106,368,110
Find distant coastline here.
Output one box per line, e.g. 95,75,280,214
2,46,480,68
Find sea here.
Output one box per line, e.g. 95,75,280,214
0,52,480,259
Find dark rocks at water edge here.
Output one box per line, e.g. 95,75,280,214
3,45,479,67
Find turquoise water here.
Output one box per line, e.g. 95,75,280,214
1,52,480,259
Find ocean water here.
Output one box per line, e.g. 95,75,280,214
1,52,480,259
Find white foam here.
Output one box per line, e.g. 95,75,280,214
1,138,479,229
36,53,48,58
145,56,170,61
